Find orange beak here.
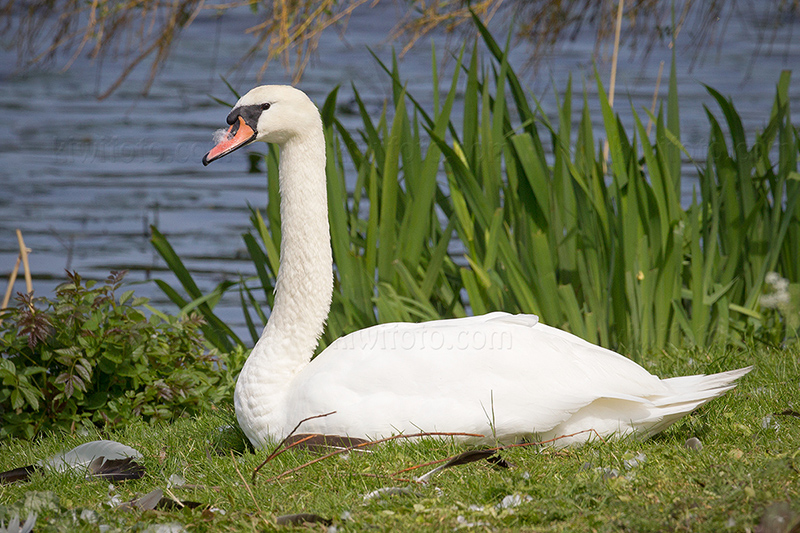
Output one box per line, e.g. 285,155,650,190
202,116,257,166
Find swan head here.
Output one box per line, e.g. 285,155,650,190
202,85,321,166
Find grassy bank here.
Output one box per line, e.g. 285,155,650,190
3,14,800,533
1,342,797,531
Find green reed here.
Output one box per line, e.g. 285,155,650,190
152,17,800,358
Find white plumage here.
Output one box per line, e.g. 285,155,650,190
202,85,751,449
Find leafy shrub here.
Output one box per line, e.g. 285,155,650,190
0,271,245,441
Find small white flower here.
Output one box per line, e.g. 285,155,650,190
761,272,791,309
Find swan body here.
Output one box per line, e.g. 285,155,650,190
203,85,751,449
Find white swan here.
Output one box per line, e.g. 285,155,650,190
202,85,751,449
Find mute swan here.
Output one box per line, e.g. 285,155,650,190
202,85,751,449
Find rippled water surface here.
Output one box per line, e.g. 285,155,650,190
2,3,799,335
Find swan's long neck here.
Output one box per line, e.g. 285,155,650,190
265,128,332,351
234,124,332,445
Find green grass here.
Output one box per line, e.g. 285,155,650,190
2,342,798,531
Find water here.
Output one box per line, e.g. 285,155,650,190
2,2,799,337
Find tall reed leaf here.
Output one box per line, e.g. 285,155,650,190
153,18,800,358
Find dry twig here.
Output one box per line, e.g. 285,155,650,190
1,0,770,99
393,428,609,481
15,230,32,295
253,410,337,480
256,431,485,484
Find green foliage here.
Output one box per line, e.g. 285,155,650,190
0,271,245,441
154,19,800,357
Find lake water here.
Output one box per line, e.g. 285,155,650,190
2,2,799,337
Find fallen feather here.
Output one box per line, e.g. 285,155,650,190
416,449,499,482
43,440,141,472
1,440,144,484
118,488,164,511
275,513,332,527
497,493,532,509
363,487,418,501
167,473,186,488
88,456,145,481
623,452,647,470
79,509,98,523
599,467,620,479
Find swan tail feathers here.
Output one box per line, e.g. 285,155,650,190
656,366,752,407
637,366,752,437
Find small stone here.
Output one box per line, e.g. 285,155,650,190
685,437,703,451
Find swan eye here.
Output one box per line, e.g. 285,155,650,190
261,103,271,111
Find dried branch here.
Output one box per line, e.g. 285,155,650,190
15,230,32,295
253,410,338,480
256,431,485,484
393,429,610,482
248,427,614,490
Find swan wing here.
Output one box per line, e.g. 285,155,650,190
283,313,667,442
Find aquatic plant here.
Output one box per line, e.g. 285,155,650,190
152,18,800,356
